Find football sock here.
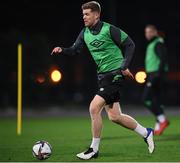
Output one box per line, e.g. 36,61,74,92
134,123,148,138
157,114,166,123
90,137,100,152
154,122,160,130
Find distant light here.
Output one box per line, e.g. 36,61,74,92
135,71,147,84
36,75,45,84
51,70,62,83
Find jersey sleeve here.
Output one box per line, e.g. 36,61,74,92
120,30,128,42
110,25,135,70
110,25,128,45
61,29,86,56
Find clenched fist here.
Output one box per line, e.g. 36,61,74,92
121,69,134,79
51,47,62,55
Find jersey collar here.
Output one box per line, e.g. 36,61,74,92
89,20,103,35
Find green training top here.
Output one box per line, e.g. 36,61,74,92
84,22,128,73
145,37,168,73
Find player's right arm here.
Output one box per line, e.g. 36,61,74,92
51,29,85,55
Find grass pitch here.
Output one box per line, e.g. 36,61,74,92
0,116,180,162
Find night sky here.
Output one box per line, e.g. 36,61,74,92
0,0,180,107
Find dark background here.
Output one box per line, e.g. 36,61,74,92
0,0,180,109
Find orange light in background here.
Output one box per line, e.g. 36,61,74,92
50,69,62,83
36,75,45,84
135,71,147,84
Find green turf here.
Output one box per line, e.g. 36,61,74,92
0,116,180,162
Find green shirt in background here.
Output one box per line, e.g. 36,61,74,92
145,37,168,73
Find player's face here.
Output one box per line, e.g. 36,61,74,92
83,9,100,27
145,27,158,40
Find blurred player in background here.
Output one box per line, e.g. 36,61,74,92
143,25,169,135
52,1,155,160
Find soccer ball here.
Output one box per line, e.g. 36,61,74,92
32,140,52,160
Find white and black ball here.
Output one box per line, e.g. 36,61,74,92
32,140,52,160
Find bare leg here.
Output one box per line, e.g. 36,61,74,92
105,102,137,129
77,101,154,159
76,95,106,159
104,102,155,154
89,95,106,138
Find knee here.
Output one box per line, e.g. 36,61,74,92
89,102,101,116
142,95,147,105
143,100,152,108
108,113,120,123
142,94,151,108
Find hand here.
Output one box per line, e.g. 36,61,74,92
121,68,134,79
51,47,62,55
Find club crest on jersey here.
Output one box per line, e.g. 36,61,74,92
90,39,105,48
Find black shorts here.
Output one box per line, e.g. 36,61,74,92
97,69,124,105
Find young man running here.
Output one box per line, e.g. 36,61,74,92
51,1,155,160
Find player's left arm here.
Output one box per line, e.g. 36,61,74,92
110,25,135,78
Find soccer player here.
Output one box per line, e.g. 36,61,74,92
143,25,169,135
51,1,155,160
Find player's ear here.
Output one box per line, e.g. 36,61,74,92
95,12,100,19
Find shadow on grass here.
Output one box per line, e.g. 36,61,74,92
102,135,135,141
155,133,180,142
100,152,120,158
83,135,135,142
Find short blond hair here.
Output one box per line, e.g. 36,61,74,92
82,1,101,13
145,24,157,31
